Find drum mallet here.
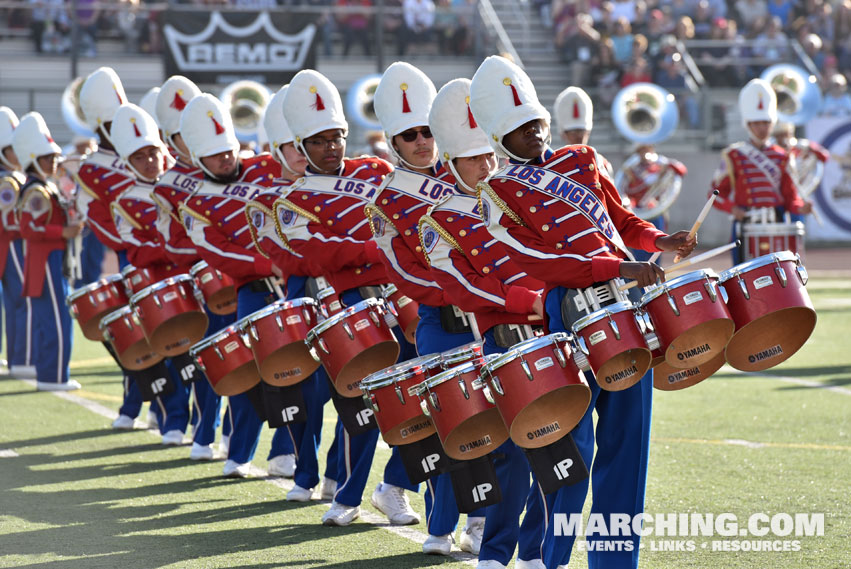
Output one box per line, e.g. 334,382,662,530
672,190,719,264
619,240,739,291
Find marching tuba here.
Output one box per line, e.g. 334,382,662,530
219,80,271,144
345,74,383,131
611,83,683,220
61,77,96,138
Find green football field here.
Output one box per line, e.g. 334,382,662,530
1,278,848,569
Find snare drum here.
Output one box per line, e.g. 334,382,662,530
66,274,128,341
242,297,320,386
652,351,725,391
382,284,419,344
317,287,343,319
413,356,509,460
361,355,438,446
742,220,805,261
718,251,816,372
190,325,260,396
640,270,735,369
121,264,163,296
305,298,400,396
100,305,164,370
190,260,237,315
131,275,208,356
572,301,651,390
480,333,591,449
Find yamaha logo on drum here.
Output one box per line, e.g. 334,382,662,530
676,343,711,361
527,421,561,440
605,365,638,384
748,345,783,363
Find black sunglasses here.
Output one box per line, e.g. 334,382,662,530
398,127,433,143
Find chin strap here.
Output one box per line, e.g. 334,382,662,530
447,159,477,195
273,143,298,177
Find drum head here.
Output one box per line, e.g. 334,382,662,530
206,287,238,315
118,339,164,371
258,342,321,386
443,408,509,461
211,361,262,396
663,318,735,369
334,341,401,397
594,348,652,391
724,306,816,372
147,312,210,356
510,384,591,449
653,351,725,391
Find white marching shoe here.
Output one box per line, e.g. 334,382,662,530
321,501,361,526
287,484,314,502
147,409,158,429
370,482,420,525
476,561,507,569
222,459,251,478
218,435,230,456
189,443,214,461
37,380,81,391
460,516,485,555
320,477,337,500
10,365,37,379
422,533,454,555
111,414,135,430
516,559,546,569
161,430,184,446
267,454,296,477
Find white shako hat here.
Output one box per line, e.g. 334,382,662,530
139,88,161,127
179,93,240,179
374,61,437,168
283,69,348,163
112,103,168,182
429,78,492,192
554,86,593,132
79,67,127,141
156,75,202,143
0,107,19,170
739,78,777,126
469,55,551,162
263,85,297,173
12,112,61,177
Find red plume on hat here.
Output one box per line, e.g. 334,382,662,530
114,85,124,104
310,86,325,111
209,112,225,135
757,95,764,110
573,101,580,119
131,118,141,137
171,91,187,111
401,83,411,113
504,78,522,106
465,95,477,128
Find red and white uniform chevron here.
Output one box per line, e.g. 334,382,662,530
75,149,135,252
152,159,205,271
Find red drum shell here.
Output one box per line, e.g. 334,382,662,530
383,286,420,344
191,261,237,315
67,275,128,341
719,253,816,372
482,334,591,449
306,299,400,397
191,326,260,396
362,358,435,446
652,351,725,391
132,276,209,356
244,299,320,386
317,287,344,319
100,307,163,371
122,265,170,296
641,271,735,369
573,302,651,391
742,220,804,261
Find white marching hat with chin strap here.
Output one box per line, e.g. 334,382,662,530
12,112,61,176
469,55,550,161
739,78,777,126
0,106,20,170
139,88,161,127
156,76,202,143
283,69,348,153
79,67,126,139
263,85,297,173
179,94,240,176
112,104,168,182
554,86,593,133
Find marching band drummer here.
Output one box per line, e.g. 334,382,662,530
370,62,485,556
468,55,696,569
12,113,82,391
422,77,547,569
177,94,298,479
0,107,35,380
710,79,812,264
277,69,421,528
552,87,613,179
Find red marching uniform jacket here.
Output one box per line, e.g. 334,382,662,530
711,141,806,214
19,178,68,297
419,192,544,333
274,157,392,294
151,159,205,271
75,149,135,252
622,154,687,210
366,165,455,306
178,154,281,289
0,170,25,276
478,145,665,291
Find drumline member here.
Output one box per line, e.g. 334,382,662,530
772,120,829,223
0,107,35,379
370,62,485,555
468,55,696,569
177,94,297,478
710,78,813,264
110,103,194,446
552,87,613,179
244,85,338,502
422,77,545,569
277,69,420,527
12,113,83,390
153,76,233,460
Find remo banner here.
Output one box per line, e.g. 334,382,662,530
162,10,317,85
806,116,851,242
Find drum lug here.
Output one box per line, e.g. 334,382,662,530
343,321,355,340
250,325,259,342
521,358,534,382
395,384,406,405
703,277,717,303
490,375,504,396
553,345,567,368
387,300,399,318
774,261,788,288
718,284,728,304
607,313,621,340
429,391,441,412
458,377,470,399
644,332,660,352
665,291,679,317
240,332,251,349
179,286,187,299
737,275,750,300
88,292,95,306
103,331,113,342
302,308,312,325
482,384,495,405
795,260,809,286
370,310,382,327
275,313,284,331
124,317,133,331
308,346,321,363
153,294,162,308
195,357,206,373
214,345,224,360
420,398,431,416
365,391,379,413
318,337,330,354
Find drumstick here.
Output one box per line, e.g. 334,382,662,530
672,190,719,264
648,251,661,264
619,241,739,291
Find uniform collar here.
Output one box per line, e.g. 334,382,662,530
508,146,554,166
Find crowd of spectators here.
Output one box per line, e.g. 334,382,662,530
535,0,851,117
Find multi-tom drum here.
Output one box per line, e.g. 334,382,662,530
317,287,343,319
100,305,164,370
190,260,237,315
130,275,208,356
382,284,419,344
741,209,805,261
67,274,128,341
190,324,260,396
121,264,165,296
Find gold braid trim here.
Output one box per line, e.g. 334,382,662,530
721,147,736,193
273,196,320,224
177,203,211,230
476,180,527,227
244,201,291,258
72,172,99,199
271,199,307,253
363,203,397,237
0,175,20,191
418,214,464,266
110,201,142,231
21,184,54,221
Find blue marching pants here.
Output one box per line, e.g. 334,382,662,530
2,240,33,367
542,287,653,569
72,228,105,289
150,357,191,434
31,250,72,385
226,284,295,464
115,250,144,419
